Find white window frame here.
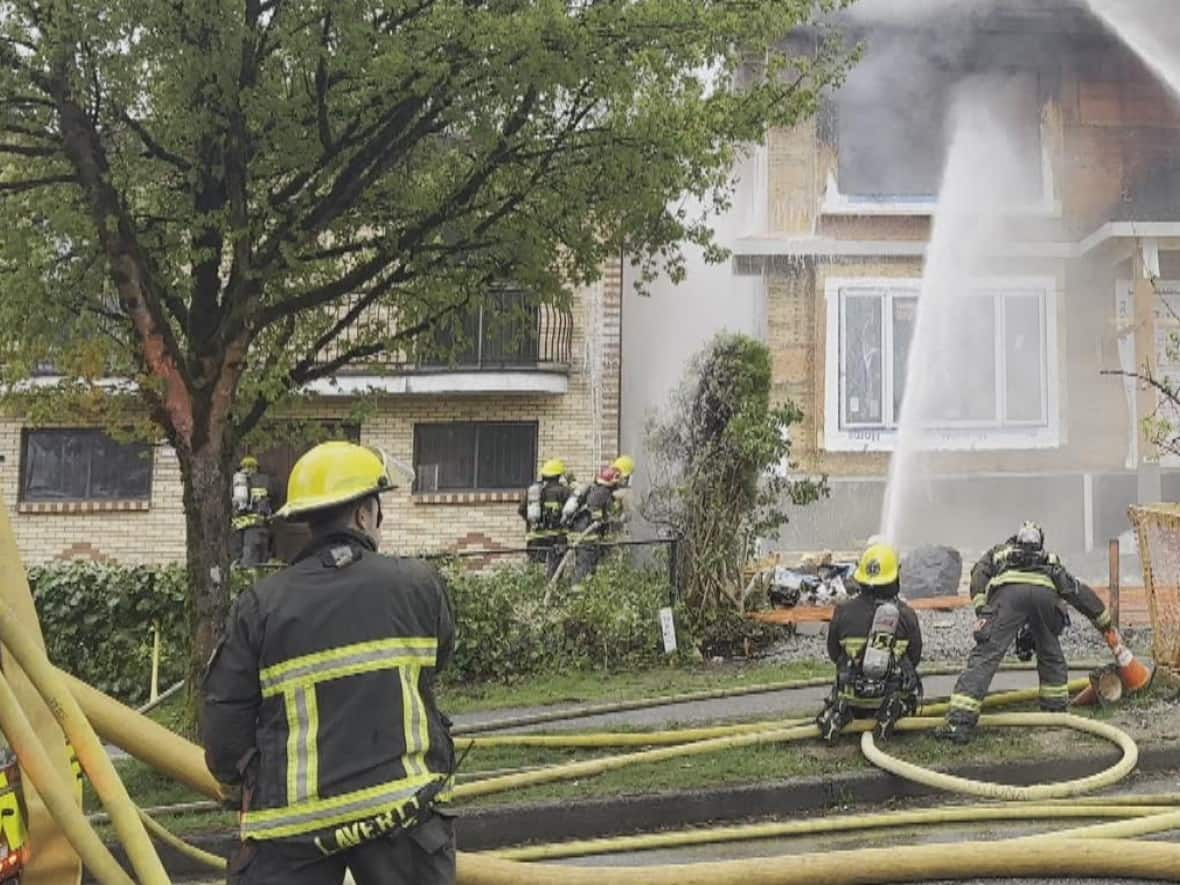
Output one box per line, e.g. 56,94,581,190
823,276,1060,452
820,98,1060,218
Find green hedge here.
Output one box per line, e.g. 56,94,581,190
28,553,677,702
30,561,190,705
444,555,676,683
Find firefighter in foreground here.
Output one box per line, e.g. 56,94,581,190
817,543,923,742
519,458,571,576
203,441,457,884
935,521,1112,744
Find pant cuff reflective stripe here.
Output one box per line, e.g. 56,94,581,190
949,694,982,712
971,594,987,611
1039,685,1070,696
1093,609,1112,630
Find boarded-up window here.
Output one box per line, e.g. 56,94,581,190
413,422,537,492
20,429,152,503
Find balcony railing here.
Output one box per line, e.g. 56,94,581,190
320,295,573,375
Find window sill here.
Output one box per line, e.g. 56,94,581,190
412,491,521,506
822,426,1061,453
17,500,151,515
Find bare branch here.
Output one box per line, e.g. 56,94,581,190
119,111,193,171
0,174,74,192
0,141,56,157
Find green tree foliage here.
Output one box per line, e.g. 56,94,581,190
0,0,851,687
644,333,826,653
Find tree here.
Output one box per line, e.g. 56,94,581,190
0,1,851,691
643,333,825,654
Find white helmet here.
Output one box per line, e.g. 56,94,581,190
1016,521,1044,548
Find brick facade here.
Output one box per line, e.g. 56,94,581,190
3,265,623,565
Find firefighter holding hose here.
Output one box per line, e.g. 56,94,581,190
203,442,457,884
817,543,924,742
936,521,1112,744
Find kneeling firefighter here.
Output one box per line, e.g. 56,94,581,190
817,544,923,742
935,521,1112,745
203,441,458,885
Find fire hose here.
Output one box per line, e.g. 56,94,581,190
0,596,1173,884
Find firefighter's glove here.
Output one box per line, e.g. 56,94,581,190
1014,623,1036,662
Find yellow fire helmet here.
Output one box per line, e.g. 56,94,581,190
540,458,566,479
277,441,400,520
854,543,900,587
612,454,635,478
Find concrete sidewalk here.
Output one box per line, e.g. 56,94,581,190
450,668,1096,734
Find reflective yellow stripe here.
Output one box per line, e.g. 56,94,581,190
400,666,426,778
988,570,1056,592
1039,684,1070,697
949,693,982,712
1093,608,1112,630
241,772,440,841
840,638,867,655
285,687,300,805
260,637,438,696
305,686,320,803
972,593,988,611
893,639,910,656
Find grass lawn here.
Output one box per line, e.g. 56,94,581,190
438,658,832,714
89,667,1167,837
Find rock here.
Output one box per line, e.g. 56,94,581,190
901,545,963,599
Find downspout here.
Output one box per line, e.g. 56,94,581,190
616,250,624,456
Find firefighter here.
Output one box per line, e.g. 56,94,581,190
203,441,457,885
519,459,571,577
817,543,923,742
935,521,1112,744
232,456,273,569
567,465,623,584
611,454,635,488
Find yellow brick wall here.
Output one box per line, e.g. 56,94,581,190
0,421,188,564
4,265,623,566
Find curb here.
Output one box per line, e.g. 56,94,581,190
90,743,1180,881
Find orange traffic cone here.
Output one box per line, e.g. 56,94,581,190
1072,627,1153,706
1071,665,1124,707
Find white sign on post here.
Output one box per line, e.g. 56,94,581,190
658,606,678,654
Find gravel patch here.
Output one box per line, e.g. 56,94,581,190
764,603,1154,667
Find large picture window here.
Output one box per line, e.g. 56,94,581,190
825,279,1057,451
20,429,153,503
413,422,537,492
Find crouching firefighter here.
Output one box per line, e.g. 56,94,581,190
202,441,458,885
817,544,923,742
936,521,1112,745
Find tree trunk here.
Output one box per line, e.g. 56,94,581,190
179,441,236,723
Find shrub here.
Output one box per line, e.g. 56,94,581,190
443,553,673,683
30,561,190,705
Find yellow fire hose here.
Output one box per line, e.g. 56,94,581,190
0,671,134,884
862,713,1139,801
0,598,170,885
452,661,1107,735
490,802,1178,861
3,647,1166,883
458,839,1180,884
462,680,1087,750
